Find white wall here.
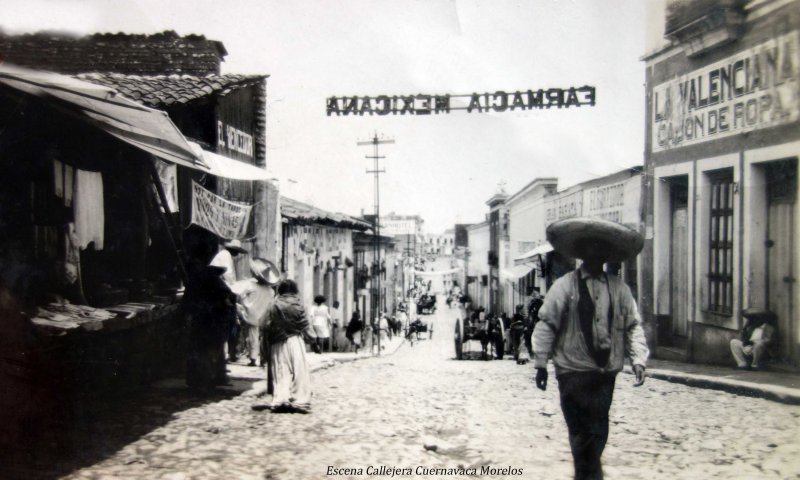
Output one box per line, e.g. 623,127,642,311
467,222,490,277
507,182,553,258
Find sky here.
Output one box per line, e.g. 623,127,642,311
2,0,658,233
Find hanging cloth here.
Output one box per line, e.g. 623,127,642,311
64,164,74,207
53,159,64,199
53,160,75,207
73,169,105,250
154,158,179,213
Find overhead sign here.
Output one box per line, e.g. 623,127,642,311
327,86,596,116
190,181,253,239
652,30,799,152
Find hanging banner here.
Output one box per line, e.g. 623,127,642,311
190,181,253,239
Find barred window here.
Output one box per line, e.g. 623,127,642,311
708,170,734,315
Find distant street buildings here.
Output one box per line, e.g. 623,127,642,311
458,0,800,371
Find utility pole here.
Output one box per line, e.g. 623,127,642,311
358,131,394,356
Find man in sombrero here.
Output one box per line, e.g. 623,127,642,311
532,217,649,480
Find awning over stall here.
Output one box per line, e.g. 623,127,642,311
500,262,537,282
414,268,461,276
515,242,554,263
0,63,205,170
188,142,272,181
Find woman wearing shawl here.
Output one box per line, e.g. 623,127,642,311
254,279,315,413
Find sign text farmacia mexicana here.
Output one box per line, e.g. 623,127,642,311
327,87,595,116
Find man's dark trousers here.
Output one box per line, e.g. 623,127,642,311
557,371,617,480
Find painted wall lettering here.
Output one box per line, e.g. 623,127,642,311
652,30,799,152
217,121,254,158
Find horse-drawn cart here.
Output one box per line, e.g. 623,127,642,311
416,294,437,315
454,314,504,360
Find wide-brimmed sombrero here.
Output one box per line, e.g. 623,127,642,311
223,239,248,255
546,217,643,263
249,257,281,285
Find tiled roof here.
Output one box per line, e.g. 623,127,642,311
75,72,267,108
281,196,371,231
0,30,227,76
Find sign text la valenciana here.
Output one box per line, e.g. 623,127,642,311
327,86,595,116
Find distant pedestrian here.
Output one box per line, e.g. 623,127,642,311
376,310,390,351
330,300,342,351
396,308,408,335
231,258,280,356
310,295,331,353
210,238,248,363
525,287,544,362
511,304,529,364
346,309,363,353
533,217,648,480
253,279,315,414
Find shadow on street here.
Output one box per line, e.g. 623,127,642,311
0,375,251,480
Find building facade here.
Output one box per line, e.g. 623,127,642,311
496,169,643,319
353,231,399,333
0,31,278,441
280,196,370,344
466,221,490,309
380,212,424,257
486,191,509,314
642,0,800,366
503,178,558,312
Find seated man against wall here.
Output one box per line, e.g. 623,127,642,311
730,310,777,371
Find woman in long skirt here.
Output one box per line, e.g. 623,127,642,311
254,279,315,413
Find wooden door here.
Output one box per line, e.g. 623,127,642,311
768,201,794,362
671,207,689,336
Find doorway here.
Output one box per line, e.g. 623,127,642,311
766,160,796,364
670,176,690,343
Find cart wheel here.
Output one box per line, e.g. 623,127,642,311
454,318,463,360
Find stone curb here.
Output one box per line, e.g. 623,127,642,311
623,366,800,405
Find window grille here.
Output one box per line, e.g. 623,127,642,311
707,171,734,315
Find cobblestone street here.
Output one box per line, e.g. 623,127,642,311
7,304,799,480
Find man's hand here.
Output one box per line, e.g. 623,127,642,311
535,368,548,391
633,365,646,386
